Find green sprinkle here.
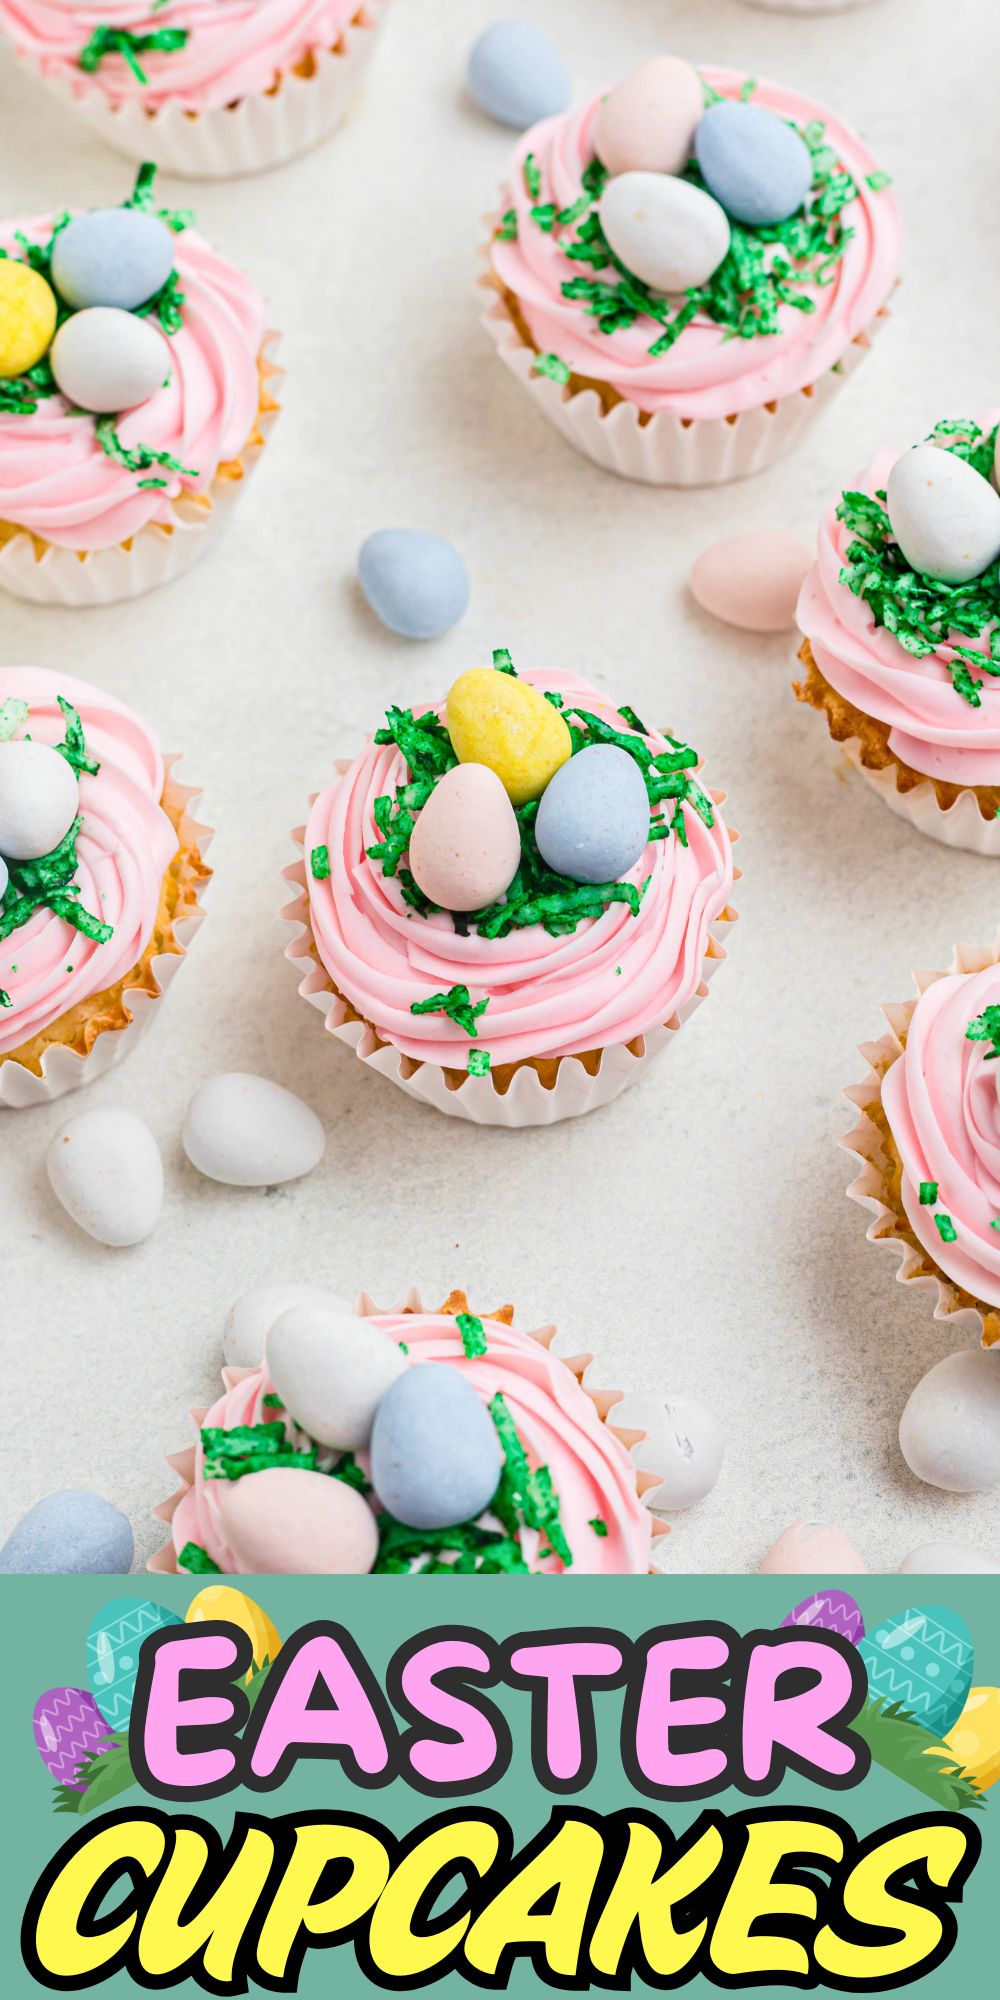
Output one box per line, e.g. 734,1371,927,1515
966,1005,1000,1060
398,1341,409,1355
78,24,189,87
373,1515,527,1575
330,1453,371,1496
919,1182,939,1205
467,1049,491,1076
310,845,331,881
262,1392,284,1409
134,266,185,336
95,415,197,484
0,699,29,741
522,153,542,199
456,1312,487,1358
532,351,571,386
492,647,515,675
589,1517,608,1538
176,1542,221,1575
411,984,489,1038
530,203,557,234
1,697,112,956
934,1214,958,1244
201,1421,317,1481
495,208,518,242
866,170,893,192
490,1391,572,1569
124,160,192,234
991,1220,1000,1233
0,991,11,1010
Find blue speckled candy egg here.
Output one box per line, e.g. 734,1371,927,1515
51,208,175,313
86,1596,182,1730
859,1604,973,1737
467,21,571,130
370,1364,503,1532
694,101,813,228
358,529,470,640
782,1590,865,1645
535,743,649,884
0,1490,134,1575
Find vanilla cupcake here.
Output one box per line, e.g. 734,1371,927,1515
152,1289,664,1577
0,666,209,1108
481,57,899,485
0,2,390,179
283,650,738,1124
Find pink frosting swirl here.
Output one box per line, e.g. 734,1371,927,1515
798,415,1000,786
171,1311,653,1575
882,967,1000,1309
0,2,366,111
490,66,900,420
0,666,177,1056
303,668,734,1070
0,211,266,551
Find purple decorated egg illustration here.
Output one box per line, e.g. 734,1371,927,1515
781,1590,865,1644
33,1686,113,1789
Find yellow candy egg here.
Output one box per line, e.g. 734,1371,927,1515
185,1585,281,1681
0,260,58,379
943,1686,1000,1793
446,668,572,808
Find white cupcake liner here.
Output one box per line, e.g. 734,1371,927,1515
30,5,389,181
0,339,281,607
480,277,889,488
149,1286,669,1576
0,762,212,1111
839,738,1000,856
842,936,1000,1351
280,767,739,1127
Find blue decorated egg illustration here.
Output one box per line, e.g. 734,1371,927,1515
859,1604,973,1737
86,1597,182,1730
781,1590,865,1645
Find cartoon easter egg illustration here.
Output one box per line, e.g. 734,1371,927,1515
944,1687,1000,1793
185,1586,281,1680
781,1590,865,1644
859,1604,973,1738
86,1597,182,1731
33,1687,113,1790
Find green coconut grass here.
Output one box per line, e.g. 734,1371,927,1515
51,1658,276,1817
855,1698,986,1813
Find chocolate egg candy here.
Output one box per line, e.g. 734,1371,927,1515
446,668,572,807
33,1688,113,1788
690,528,813,633
186,1585,281,1676
1,1490,133,1574
899,1542,1000,1576
358,529,470,640
781,1590,865,1644
224,1282,353,1369
50,207,174,313
47,1108,164,1247
0,738,78,861
50,307,170,415
408,762,521,911
695,100,812,227
945,1687,1000,1792
266,1302,408,1451
886,444,1000,585
594,56,703,178
182,1073,325,1187
598,172,730,293
899,1349,1000,1493
215,1467,378,1574
759,1521,867,1574
859,1605,973,1737
467,21,570,130
370,1364,503,1532
535,743,649,886
86,1597,182,1730
0,259,57,377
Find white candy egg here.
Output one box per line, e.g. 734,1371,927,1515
182,1073,325,1187
224,1283,354,1370
898,1348,1000,1492
598,172,730,294
611,1392,724,1511
0,739,79,862
886,443,1000,585
266,1303,408,1451
50,306,170,415
47,1109,164,1247
899,1542,1000,1575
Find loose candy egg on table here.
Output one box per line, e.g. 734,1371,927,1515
358,529,470,640
0,1489,133,1575
759,1520,867,1573
858,1605,974,1738
781,1590,865,1643
224,1282,353,1370
186,1586,281,1676
0,739,79,861
408,762,521,911
47,1108,164,1248
899,1542,1000,1576
898,1348,1000,1493
50,307,170,415
466,20,570,129
593,56,704,178
370,1363,503,1532
266,1301,408,1451
182,1073,325,1187
86,1597,183,1730
446,668,572,807
944,1688,1000,1792
611,1392,724,1511
33,1688,113,1788
690,529,813,633
50,207,175,313
0,260,57,378
214,1466,379,1574
694,100,813,228
598,173,730,294
886,444,1000,584
534,743,649,886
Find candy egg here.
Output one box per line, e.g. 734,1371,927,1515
593,56,704,179
266,1302,408,1451
214,1467,379,1574
611,1391,724,1512
0,856,7,901
534,743,649,886
694,100,813,227
859,1605,973,1737
408,762,521,911
944,1687,1000,1792
182,1073,325,1187
446,668,572,807
86,1597,182,1729
0,259,57,378
781,1591,865,1644
370,1364,503,1531
224,1282,353,1370
358,529,470,640
50,306,169,416
0,739,78,862
759,1521,867,1574
690,528,813,632
886,444,1000,584
467,20,571,130
47,1109,164,1247
899,1542,1000,1575
50,207,174,313
898,1349,1000,1493
33,1688,113,1789
0,1490,133,1575
186,1586,281,1677
598,172,730,293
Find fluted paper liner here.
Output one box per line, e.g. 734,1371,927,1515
842,937,1000,1349
838,738,1000,856
151,1288,668,1576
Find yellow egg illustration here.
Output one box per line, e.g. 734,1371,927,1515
446,668,572,807
185,1585,281,1680
943,1686,1000,1792
0,261,58,378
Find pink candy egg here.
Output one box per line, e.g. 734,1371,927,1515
690,529,813,633
593,57,704,179
215,1467,379,1575
408,762,521,913
33,1686,113,1789
759,1521,867,1575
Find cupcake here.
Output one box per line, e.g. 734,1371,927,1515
282,650,738,1125
0,2,390,180
151,1288,664,1576
0,666,210,1109
797,415,1000,853
481,56,899,486
0,165,278,606
843,938,1000,1351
